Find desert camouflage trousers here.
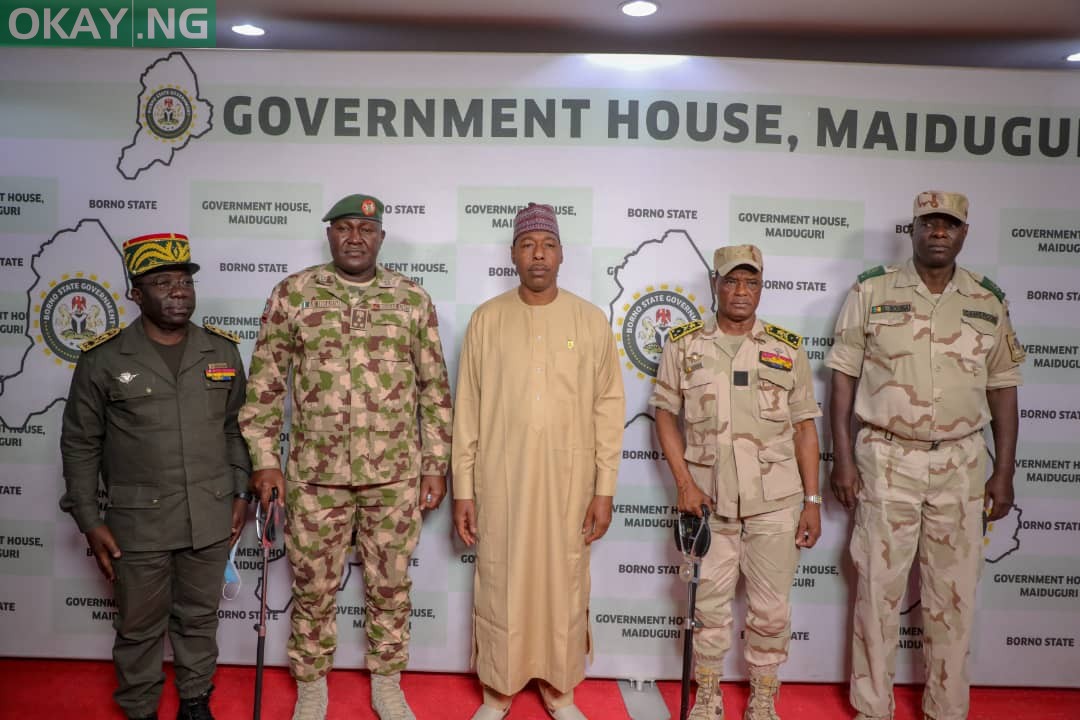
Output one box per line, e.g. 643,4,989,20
285,477,421,681
693,504,801,671
849,427,986,720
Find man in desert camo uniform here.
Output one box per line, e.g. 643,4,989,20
826,191,1024,720
652,244,823,720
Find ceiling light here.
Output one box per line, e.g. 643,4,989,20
231,24,265,37
585,54,687,71
620,1,659,18
1067,52,1080,62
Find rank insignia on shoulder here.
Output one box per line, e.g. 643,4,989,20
763,323,801,349
668,320,704,342
870,303,912,314
759,350,793,371
205,362,237,381
979,275,1006,302
79,327,121,352
204,324,241,344
857,265,887,283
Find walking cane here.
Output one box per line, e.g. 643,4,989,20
253,486,281,720
674,505,711,720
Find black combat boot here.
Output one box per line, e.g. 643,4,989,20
176,685,214,720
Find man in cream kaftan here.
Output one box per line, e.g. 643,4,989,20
453,203,625,720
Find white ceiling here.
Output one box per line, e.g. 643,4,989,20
216,0,1080,69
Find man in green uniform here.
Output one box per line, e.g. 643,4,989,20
651,245,822,720
826,191,1023,720
60,232,251,720
240,194,453,720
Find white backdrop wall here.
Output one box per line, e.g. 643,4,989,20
0,48,1078,687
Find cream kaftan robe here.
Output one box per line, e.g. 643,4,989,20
452,288,625,695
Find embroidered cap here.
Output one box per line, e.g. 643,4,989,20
123,233,200,278
513,202,560,241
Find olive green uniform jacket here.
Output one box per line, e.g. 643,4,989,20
60,320,251,551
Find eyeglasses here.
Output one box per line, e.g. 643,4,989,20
137,277,197,292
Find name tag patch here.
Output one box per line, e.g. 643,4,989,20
870,303,912,314
759,351,793,371
963,309,999,325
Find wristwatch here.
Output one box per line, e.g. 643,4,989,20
804,494,824,505
235,490,255,504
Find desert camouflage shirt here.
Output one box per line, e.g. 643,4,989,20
240,264,453,485
825,259,1024,442
650,316,821,518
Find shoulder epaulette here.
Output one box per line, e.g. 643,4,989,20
668,320,704,342
857,265,887,283
79,327,121,352
979,275,1006,302
763,322,802,349
204,324,241,344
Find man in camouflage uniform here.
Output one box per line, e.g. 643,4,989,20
60,233,251,720
651,245,823,720
240,194,453,720
826,191,1023,720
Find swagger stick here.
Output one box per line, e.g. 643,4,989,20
675,505,711,720
253,487,281,720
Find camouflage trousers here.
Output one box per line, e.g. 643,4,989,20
693,504,801,671
285,477,421,681
849,427,986,720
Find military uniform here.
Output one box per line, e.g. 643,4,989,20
826,259,1023,720
240,262,452,681
651,315,820,672
61,317,250,717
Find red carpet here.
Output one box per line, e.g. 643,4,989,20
1,659,1078,719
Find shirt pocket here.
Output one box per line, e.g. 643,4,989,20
105,485,160,547
203,377,232,420
107,376,162,429
298,309,346,361
682,377,717,466
758,434,801,501
866,312,914,363
552,347,581,399
957,314,997,377
367,311,417,421
367,310,412,361
295,357,351,430
292,424,349,480
757,366,794,422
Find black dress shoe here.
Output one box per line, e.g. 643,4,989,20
176,684,214,720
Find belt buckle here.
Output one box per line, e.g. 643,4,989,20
929,440,941,450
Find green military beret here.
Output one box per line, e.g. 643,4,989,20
321,194,384,223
